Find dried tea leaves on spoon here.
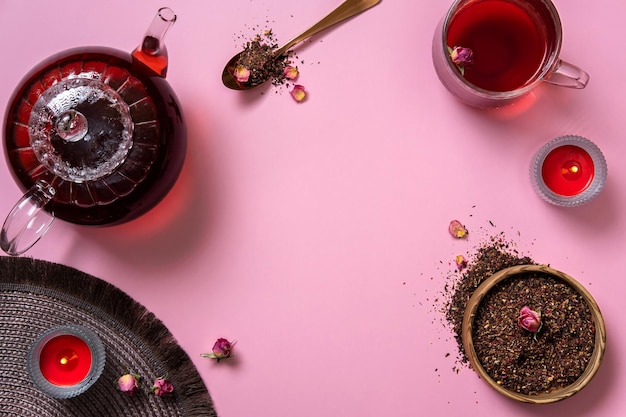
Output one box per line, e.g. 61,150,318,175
234,30,297,88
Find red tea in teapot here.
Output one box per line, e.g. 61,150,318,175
3,10,185,227
4,49,186,226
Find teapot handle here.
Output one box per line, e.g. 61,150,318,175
1,180,56,256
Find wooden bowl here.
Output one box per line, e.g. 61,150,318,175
462,264,606,404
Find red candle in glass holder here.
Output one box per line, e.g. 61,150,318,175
39,334,92,386
531,135,607,207
541,144,595,196
29,325,105,398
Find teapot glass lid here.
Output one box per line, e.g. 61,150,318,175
29,78,134,183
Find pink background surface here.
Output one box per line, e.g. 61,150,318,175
1,0,625,415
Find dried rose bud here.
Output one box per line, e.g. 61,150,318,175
450,46,474,68
290,85,306,102
283,65,299,80
117,373,140,396
152,377,174,397
448,220,468,239
455,254,468,270
201,338,235,362
518,306,542,333
234,65,251,83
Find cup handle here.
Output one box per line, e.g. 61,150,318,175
545,59,590,89
1,180,56,256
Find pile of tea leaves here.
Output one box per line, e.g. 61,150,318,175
445,233,534,364
443,232,596,395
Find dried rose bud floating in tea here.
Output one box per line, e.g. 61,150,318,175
448,46,474,76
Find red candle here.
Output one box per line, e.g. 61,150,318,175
39,334,93,386
541,145,595,196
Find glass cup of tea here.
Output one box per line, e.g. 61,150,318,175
432,0,589,107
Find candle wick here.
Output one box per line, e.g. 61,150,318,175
59,352,79,366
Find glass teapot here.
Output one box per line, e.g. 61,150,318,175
1,8,186,256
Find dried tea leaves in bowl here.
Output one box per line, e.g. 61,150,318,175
472,271,596,395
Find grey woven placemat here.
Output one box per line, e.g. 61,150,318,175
0,256,217,417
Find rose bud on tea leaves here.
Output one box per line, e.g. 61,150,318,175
234,65,251,83
518,306,542,339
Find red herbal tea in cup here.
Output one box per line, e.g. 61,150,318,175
432,0,589,107
446,0,546,92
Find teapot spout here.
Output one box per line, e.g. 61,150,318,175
132,7,177,78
